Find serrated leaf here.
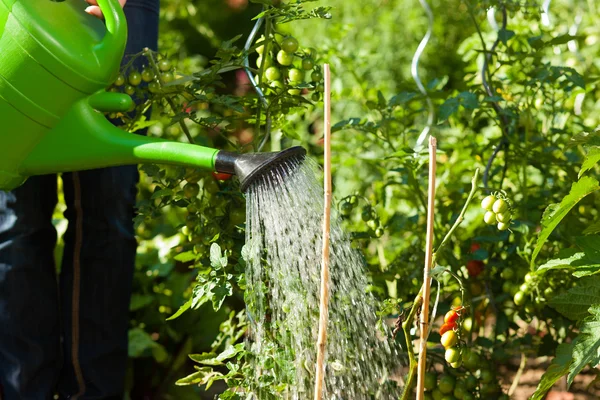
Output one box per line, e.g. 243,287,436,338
579,147,600,178
583,220,600,235
498,28,515,45
174,251,197,262
530,343,574,400
549,276,600,320
537,236,600,277
531,177,600,267
567,305,600,386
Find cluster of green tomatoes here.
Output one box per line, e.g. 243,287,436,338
255,33,324,101
480,194,512,231
338,195,384,238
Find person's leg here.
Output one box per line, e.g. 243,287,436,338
55,2,159,398
0,175,60,400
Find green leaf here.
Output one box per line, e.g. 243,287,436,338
174,251,197,262
566,131,600,148
128,328,168,363
531,176,600,267
212,280,233,311
438,97,459,121
498,28,515,45
583,220,600,235
210,243,227,269
175,366,225,388
151,189,173,199
166,298,192,321
458,92,478,109
537,236,600,277
377,90,387,108
579,147,600,178
546,34,578,46
129,294,154,311
530,343,574,400
190,343,244,366
567,305,600,386
549,276,600,320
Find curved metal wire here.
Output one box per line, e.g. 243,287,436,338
541,0,552,26
412,0,435,149
243,13,272,152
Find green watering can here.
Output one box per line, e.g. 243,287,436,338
0,0,304,192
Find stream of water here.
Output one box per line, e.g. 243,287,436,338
244,157,401,399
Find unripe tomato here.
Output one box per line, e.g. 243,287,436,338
438,375,456,394
276,50,294,66
514,291,526,306
496,211,510,223
288,68,304,83
311,70,323,82
431,389,444,400
445,347,461,363
481,195,495,211
142,68,155,82
492,198,509,213
302,57,315,70
444,310,460,324
287,88,301,96
147,81,160,93
124,85,135,95
183,183,200,199
450,360,462,369
453,383,467,399
484,211,497,225
465,374,478,390
480,369,494,384
158,59,171,71
265,66,281,81
128,70,142,86
280,36,299,53
311,92,320,101
256,55,273,68
270,80,285,92
462,316,473,333
162,71,174,83
303,47,317,58
497,222,509,231
441,330,458,349
374,227,384,238
340,201,353,216
114,74,125,86
424,371,437,390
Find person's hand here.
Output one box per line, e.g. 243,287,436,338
84,0,127,20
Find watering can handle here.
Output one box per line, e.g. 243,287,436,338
95,0,127,59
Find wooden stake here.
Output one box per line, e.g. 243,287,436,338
416,136,437,400
314,64,332,400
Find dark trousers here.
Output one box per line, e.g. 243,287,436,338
0,1,159,399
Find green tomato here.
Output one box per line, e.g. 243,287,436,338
424,393,434,400
280,36,299,53
497,221,510,231
270,80,285,92
464,375,478,390
265,66,281,81
128,70,142,86
162,71,174,83
303,47,317,58
287,88,301,96
514,291,526,306
124,85,135,96
461,316,473,333
302,58,315,70
462,349,480,371
479,369,494,384
492,198,509,213
367,219,379,230
183,183,200,199
445,347,461,363
496,211,510,223
500,267,515,280
453,382,467,399
276,50,294,66
484,211,497,225
288,68,304,83
114,73,125,86
340,201,353,216
148,81,160,93
374,227,384,238
311,70,323,82
158,59,171,71
311,92,320,102
450,360,462,369
256,55,273,68
141,68,155,82
438,374,456,394
424,372,437,391
431,389,444,400
481,195,495,211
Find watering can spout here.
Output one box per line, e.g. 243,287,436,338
19,91,307,192
20,92,220,177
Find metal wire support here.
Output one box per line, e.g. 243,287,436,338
541,0,552,27
412,0,435,149
243,11,272,152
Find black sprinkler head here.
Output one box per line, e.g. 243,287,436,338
214,146,307,192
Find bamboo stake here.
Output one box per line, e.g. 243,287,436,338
314,64,332,400
416,136,437,400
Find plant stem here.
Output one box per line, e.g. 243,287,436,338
508,352,527,396
416,136,437,400
400,293,423,400
314,64,332,400
254,14,273,151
